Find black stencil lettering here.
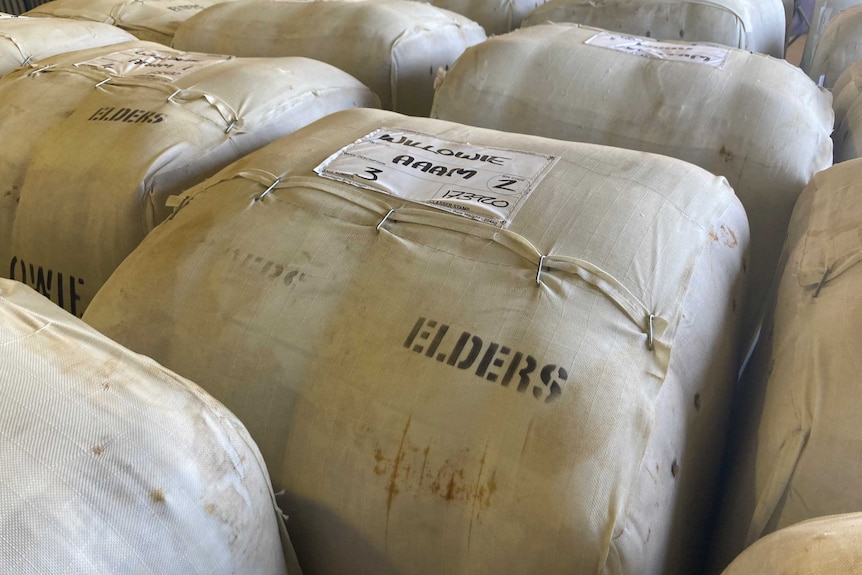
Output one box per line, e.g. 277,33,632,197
425,324,448,358
474,343,499,378
403,317,426,349
516,356,537,393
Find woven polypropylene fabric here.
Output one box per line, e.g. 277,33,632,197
721,514,862,574
522,0,787,58
0,278,290,575
85,108,748,574
709,158,862,572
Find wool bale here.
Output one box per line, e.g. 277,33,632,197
800,0,862,72
721,514,862,574
432,23,832,350
0,15,134,75
833,93,862,161
172,0,487,115
24,0,230,45
84,108,748,575
521,0,786,58
708,158,862,572
419,0,549,35
0,41,156,294
0,278,295,575
832,59,862,127
807,4,862,88
3,44,378,316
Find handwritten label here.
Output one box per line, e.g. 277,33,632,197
76,48,228,82
585,32,730,68
314,128,558,227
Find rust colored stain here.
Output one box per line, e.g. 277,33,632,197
91,445,105,456
150,489,166,503
374,449,387,476
385,416,412,541
719,225,738,248
709,231,719,242
205,503,217,515
417,446,430,491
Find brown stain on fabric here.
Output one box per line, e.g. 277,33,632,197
91,445,105,456
719,145,734,162
375,434,498,542
719,225,738,248
150,489,166,503
385,416,412,541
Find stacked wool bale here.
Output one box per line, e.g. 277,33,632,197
831,60,862,127
521,0,787,58
420,0,549,35
720,513,862,574
431,23,833,349
1,42,378,316
0,15,134,75
171,0,487,116
832,61,862,161
84,108,748,575
807,4,862,88
24,0,232,46
0,278,297,575
800,0,862,72
708,159,862,572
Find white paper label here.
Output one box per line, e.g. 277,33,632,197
586,32,730,68
314,128,558,227
76,49,228,82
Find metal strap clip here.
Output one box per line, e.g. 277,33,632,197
536,255,546,286
813,268,831,298
224,119,237,134
95,77,111,89
168,89,181,102
646,313,656,351
21,55,31,66
376,209,395,232
166,195,191,221
255,177,281,202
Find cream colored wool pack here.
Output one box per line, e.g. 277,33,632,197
24,0,229,45
521,0,786,58
419,0,548,35
721,514,862,574
4,44,378,317
708,159,862,572
0,15,134,75
807,4,862,89
833,96,862,161
832,60,862,127
0,41,156,296
800,0,862,72
432,23,832,350
172,0,486,116
85,108,748,575
0,278,295,575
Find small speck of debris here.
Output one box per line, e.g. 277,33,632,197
92,445,105,456
694,394,701,411
679,29,684,38
150,489,166,503
671,460,679,478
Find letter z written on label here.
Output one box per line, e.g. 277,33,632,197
314,128,558,227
